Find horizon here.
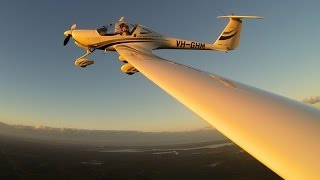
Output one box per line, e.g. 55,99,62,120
0,121,215,133
0,121,227,147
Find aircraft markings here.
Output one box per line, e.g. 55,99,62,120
176,40,205,49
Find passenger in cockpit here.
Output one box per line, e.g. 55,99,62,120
120,23,130,36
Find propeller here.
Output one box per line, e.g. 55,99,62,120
63,35,71,46
63,24,77,46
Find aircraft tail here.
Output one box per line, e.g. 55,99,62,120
212,15,263,51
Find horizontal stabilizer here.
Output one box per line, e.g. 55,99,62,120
217,15,264,19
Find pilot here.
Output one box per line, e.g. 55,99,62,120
120,23,129,36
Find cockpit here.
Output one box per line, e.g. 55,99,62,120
96,21,153,36
97,22,135,36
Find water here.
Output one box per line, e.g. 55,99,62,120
100,142,233,153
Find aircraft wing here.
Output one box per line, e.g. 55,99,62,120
114,44,320,179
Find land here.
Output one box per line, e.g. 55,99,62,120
0,135,282,180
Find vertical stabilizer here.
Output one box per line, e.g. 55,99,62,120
213,15,263,51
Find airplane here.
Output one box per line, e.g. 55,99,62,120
63,16,320,179
63,16,262,74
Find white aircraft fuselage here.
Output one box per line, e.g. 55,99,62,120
65,28,211,51
63,16,262,72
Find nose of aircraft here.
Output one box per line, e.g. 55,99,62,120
64,30,72,37
63,29,89,46
63,25,96,47
71,30,90,46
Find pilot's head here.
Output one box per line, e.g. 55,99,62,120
120,23,128,31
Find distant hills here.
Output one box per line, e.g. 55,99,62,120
0,122,226,146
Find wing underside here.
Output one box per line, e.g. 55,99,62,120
115,44,320,180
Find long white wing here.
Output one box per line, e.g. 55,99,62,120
115,44,320,179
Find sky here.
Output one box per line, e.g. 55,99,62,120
0,0,319,131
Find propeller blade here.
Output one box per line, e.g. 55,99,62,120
63,35,71,46
71,24,77,30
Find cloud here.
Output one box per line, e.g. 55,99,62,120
302,96,320,104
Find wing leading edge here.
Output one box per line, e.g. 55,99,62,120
115,44,320,179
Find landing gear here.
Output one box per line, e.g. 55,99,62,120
74,48,96,68
121,63,139,75
75,58,94,67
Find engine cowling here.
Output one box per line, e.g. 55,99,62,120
75,58,94,68
121,63,139,75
